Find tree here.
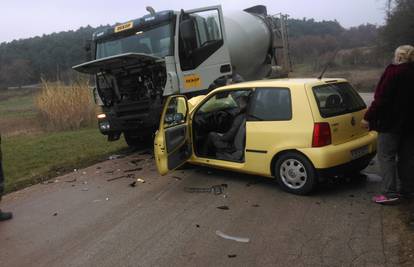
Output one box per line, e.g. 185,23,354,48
381,0,414,50
0,59,33,88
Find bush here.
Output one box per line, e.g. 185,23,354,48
35,78,96,131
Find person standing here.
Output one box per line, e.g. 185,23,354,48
0,135,13,221
362,45,414,204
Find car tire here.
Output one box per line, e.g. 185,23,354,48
274,152,317,195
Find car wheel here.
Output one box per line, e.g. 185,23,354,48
275,152,317,195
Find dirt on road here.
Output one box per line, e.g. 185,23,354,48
0,149,413,267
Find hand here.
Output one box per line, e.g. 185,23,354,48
361,119,369,129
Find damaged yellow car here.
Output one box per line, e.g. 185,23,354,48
154,78,377,195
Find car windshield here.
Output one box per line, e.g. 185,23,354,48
313,82,367,118
96,23,173,59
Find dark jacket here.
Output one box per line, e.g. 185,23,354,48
365,62,414,132
0,135,4,197
220,113,246,142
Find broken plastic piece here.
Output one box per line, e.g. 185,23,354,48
107,174,134,182
124,168,143,173
184,184,227,195
215,230,250,243
137,178,145,183
109,154,123,160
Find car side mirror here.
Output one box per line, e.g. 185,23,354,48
174,113,185,123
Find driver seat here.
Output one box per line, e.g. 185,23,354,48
216,118,246,162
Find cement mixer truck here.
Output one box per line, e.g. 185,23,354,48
73,5,291,147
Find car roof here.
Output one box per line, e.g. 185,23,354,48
214,78,348,91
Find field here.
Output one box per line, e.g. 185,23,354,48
0,87,127,193
0,88,42,136
291,65,383,92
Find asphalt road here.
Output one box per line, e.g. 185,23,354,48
0,92,409,266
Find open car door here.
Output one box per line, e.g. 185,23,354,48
154,95,192,175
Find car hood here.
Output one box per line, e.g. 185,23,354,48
72,53,163,74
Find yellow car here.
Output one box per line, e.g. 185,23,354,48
154,78,377,195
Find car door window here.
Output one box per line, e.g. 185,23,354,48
249,88,292,121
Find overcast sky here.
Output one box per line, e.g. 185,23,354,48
0,0,387,43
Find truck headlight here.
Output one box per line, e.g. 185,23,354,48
99,122,111,131
97,113,107,119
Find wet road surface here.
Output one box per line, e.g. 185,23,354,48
0,153,404,266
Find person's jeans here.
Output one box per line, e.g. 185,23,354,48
377,132,414,196
398,133,414,196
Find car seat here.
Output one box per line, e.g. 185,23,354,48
216,118,246,162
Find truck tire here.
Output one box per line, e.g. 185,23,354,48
124,132,152,150
274,152,317,195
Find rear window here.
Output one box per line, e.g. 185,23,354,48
312,82,366,118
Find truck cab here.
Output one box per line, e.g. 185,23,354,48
74,6,232,147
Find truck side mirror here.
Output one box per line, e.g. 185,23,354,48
84,42,92,52
180,19,196,54
84,41,93,61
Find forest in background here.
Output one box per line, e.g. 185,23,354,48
0,0,413,88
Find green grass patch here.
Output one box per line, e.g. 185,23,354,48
2,128,127,193
0,94,37,118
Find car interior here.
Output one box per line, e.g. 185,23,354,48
192,90,251,163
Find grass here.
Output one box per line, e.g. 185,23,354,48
2,128,127,193
0,91,37,118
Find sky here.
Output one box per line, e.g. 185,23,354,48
0,0,387,43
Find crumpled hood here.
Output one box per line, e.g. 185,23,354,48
72,52,163,74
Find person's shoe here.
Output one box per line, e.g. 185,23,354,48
0,210,13,221
372,194,400,205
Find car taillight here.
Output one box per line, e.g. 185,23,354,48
312,122,332,147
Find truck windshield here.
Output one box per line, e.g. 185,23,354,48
96,23,173,59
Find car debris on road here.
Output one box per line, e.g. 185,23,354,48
184,184,228,195
107,174,134,182
215,230,250,243
124,168,143,173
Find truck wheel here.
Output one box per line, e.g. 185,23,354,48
124,132,152,149
274,152,317,195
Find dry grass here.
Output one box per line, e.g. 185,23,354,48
35,79,96,131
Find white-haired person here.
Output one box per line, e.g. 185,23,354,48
362,45,414,204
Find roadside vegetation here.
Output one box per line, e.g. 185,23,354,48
0,80,127,193
36,79,96,131
2,128,126,193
